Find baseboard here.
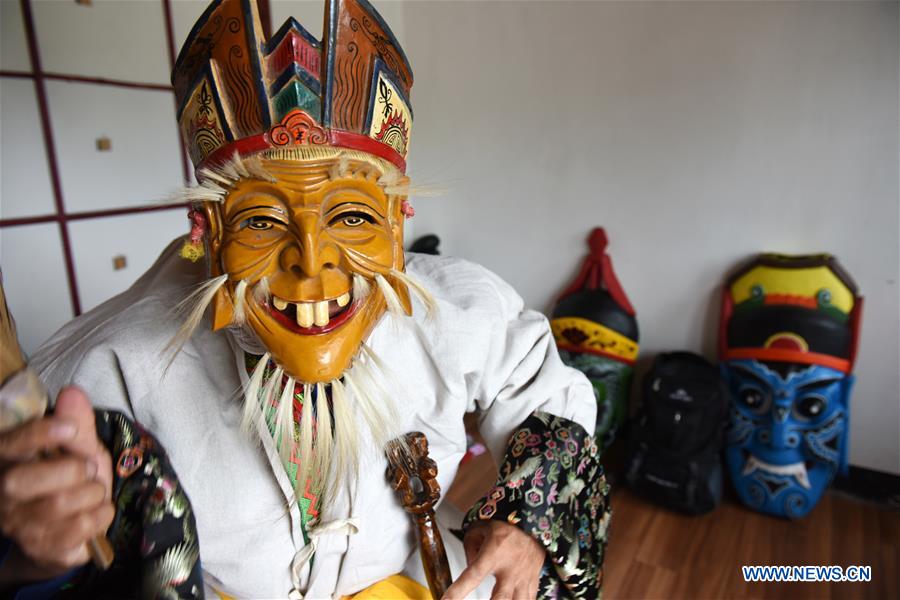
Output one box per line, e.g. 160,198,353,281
833,465,900,507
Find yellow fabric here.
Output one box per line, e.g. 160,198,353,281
550,316,639,362
346,574,432,600
730,264,854,314
213,574,429,600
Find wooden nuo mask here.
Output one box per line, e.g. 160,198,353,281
173,0,415,383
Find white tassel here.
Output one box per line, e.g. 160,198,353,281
360,343,389,379
196,167,232,187
315,382,333,498
352,273,371,301
252,276,270,305
389,269,437,320
241,353,270,436
275,376,296,463
329,155,350,180
170,181,228,204
164,274,228,361
375,274,406,317
219,159,240,182
232,279,249,325
168,153,275,205
330,378,357,487
244,155,276,182
230,151,250,179
377,170,400,186
260,366,283,425
344,365,392,448
297,383,314,493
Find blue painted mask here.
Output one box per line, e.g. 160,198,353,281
718,253,862,519
722,359,852,518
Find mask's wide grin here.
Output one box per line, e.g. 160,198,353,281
264,288,359,334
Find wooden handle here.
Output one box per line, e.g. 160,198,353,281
387,432,453,599
88,536,115,570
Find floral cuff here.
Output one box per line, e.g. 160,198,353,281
62,410,203,599
463,411,612,599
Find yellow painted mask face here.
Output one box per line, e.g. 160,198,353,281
204,155,410,383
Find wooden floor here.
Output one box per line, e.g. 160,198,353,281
446,449,899,599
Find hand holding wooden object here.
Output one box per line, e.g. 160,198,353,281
0,280,114,575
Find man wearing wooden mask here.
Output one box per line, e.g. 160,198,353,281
3,1,611,598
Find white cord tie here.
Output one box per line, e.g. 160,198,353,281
288,518,360,600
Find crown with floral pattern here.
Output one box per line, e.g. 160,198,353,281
173,0,413,173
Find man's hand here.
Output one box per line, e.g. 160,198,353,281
0,386,113,582
443,520,545,600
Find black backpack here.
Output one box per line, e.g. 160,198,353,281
625,352,728,514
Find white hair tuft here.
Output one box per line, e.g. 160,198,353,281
352,274,371,302
275,376,296,464
389,269,437,320
297,384,314,493
230,152,250,179
244,154,276,182
235,345,406,509
232,279,249,325
252,276,271,305
169,152,274,205
329,378,357,490
375,274,406,317
314,382,333,500
164,274,228,363
241,353,270,437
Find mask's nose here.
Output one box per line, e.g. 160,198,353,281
280,216,340,279
767,405,800,449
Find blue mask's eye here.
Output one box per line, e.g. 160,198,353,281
739,387,769,415
795,395,827,421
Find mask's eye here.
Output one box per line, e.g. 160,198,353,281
739,387,770,415
795,395,827,421
240,216,278,231
330,211,373,227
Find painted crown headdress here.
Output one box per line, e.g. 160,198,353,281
719,253,863,374
173,0,413,174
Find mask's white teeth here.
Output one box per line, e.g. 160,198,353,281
336,292,350,308
742,455,811,490
296,302,314,328
313,300,329,327
273,297,288,311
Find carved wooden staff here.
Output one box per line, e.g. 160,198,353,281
0,279,114,570
386,432,452,599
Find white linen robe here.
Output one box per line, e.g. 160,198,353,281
32,239,596,599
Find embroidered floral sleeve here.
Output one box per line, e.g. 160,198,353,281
463,411,612,599
59,410,203,599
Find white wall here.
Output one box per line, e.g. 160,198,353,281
400,1,899,474
1,0,896,473
0,0,190,356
